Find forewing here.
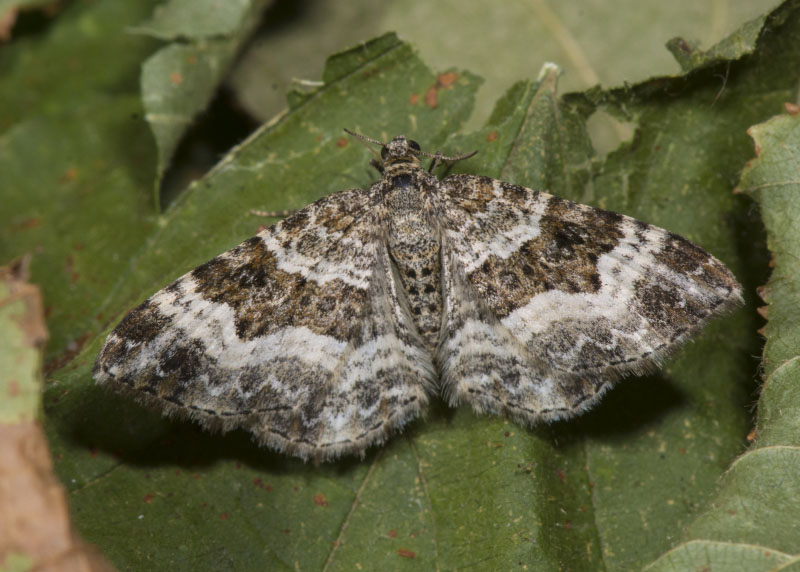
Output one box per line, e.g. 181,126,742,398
437,174,742,423
94,188,435,461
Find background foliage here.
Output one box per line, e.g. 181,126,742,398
1,0,797,570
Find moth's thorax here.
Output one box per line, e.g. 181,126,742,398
382,164,443,350
382,156,422,178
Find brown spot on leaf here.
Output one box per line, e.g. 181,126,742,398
59,167,78,184
169,71,184,85
143,493,154,504
437,71,458,87
313,493,328,507
21,218,41,231
397,548,416,559
387,529,398,538
785,102,800,115
336,137,348,148
65,254,79,284
409,92,419,105
423,72,460,109
487,131,498,142
425,85,438,108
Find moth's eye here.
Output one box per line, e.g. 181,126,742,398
381,146,389,159
407,140,421,152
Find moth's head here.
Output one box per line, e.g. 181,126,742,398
343,129,477,171
381,136,422,167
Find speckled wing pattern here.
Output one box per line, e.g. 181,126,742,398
94,188,435,461
95,134,742,461
436,174,742,424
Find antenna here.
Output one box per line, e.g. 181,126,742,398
343,129,477,165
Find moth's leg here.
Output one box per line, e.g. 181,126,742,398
428,152,444,173
370,159,384,174
250,208,297,218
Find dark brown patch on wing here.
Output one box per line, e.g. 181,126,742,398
111,299,173,344
467,195,625,319
632,233,738,342
279,209,309,233
191,236,369,343
143,338,213,401
632,278,700,341
317,191,366,233
442,175,497,208
655,233,736,294
92,300,174,379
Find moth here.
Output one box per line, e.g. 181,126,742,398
94,131,742,461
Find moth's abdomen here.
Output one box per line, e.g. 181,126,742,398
388,217,443,350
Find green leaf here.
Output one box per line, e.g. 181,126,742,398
0,0,161,363
739,113,800,378
0,260,45,424
666,9,768,71
133,0,254,40
645,540,794,572
655,110,800,571
228,0,776,140
0,2,160,129
287,33,405,110
5,0,800,569
137,0,272,194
